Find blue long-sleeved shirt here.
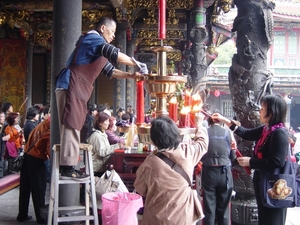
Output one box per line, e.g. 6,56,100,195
56,30,119,90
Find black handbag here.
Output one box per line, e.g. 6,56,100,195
259,149,297,208
12,154,24,172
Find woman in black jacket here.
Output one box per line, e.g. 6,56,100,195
212,94,289,225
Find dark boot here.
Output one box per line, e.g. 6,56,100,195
60,165,89,181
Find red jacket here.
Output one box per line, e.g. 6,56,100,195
4,125,21,149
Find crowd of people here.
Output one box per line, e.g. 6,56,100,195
0,14,298,225
0,102,50,223
1,95,299,225
133,94,297,225
0,102,50,178
82,103,138,176
0,98,139,224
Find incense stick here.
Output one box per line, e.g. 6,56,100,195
18,96,28,112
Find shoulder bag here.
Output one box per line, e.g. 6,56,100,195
259,148,297,208
156,152,192,187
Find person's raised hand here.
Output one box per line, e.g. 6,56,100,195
137,62,148,74
195,112,205,128
132,71,144,79
211,113,226,123
237,156,250,167
132,57,148,74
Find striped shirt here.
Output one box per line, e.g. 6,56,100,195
56,30,119,90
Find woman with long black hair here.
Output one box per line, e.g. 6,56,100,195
212,94,289,225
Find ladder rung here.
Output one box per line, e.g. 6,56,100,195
58,178,91,184
58,205,86,211
48,146,98,225
57,215,95,222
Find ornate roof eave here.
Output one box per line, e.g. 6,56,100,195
0,1,112,11
273,13,300,22
0,2,115,49
113,0,194,26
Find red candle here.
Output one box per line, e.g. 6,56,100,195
184,90,192,106
136,80,144,124
168,97,178,122
179,113,190,128
159,0,166,39
191,92,201,110
190,113,195,128
179,106,191,128
152,111,156,119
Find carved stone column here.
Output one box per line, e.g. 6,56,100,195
46,53,51,105
229,0,275,224
189,27,207,95
50,0,82,218
114,21,127,112
189,0,208,99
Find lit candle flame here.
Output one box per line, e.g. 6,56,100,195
192,104,202,112
180,106,191,115
191,92,203,112
169,97,177,103
185,89,192,96
192,92,201,100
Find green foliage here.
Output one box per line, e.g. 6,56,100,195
212,40,237,65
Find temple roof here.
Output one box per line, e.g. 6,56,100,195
273,1,300,21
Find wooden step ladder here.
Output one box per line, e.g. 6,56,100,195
47,144,98,225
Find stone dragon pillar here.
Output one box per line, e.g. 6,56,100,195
186,0,208,102
229,0,275,224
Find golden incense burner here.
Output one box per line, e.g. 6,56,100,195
137,46,193,146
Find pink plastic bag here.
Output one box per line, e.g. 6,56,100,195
102,192,143,225
6,141,18,158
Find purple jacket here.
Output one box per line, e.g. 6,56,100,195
105,130,125,145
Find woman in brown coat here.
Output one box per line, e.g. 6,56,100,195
17,117,50,224
134,114,208,225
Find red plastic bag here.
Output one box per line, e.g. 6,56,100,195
195,162,202,175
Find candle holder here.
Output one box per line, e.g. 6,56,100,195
144,75,186,116
140,46,186,117
134,1,196,148
137,46,196,147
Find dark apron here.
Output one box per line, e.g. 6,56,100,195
61,56,108,130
